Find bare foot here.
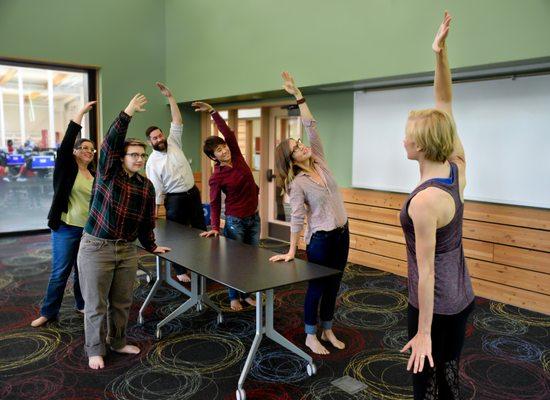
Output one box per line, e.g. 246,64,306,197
176,273,191,283
244,297,256,307
88,355,104,369
305,334,330,355
111,344,141,355
321,329,346,349
230,299,243,311
30,316,49,327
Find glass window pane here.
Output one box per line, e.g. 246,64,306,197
0,64,90,233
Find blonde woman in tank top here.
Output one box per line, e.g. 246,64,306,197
399,12,475,400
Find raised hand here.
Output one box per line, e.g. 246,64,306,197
74,101,97,125
124,93,148,116
156,82,172,98
191,101,214,113
432,11,452,53
79,101,97,115
281,71,302,98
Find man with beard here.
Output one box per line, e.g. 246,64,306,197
145,82,206,283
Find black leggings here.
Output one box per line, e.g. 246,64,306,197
407,300,474,400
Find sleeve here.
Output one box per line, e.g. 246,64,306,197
167,122,183,148
210,111,244,162
98,111,132,178
289,181,307,234
301,119,325,161
138,182,157,251
209,174,222,231
56,120,81,167
145,160,165,205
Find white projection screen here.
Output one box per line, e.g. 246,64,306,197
352,74,550,209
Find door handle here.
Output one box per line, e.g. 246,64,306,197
267,168,275,182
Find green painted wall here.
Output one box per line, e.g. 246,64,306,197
305,92,354,187
4,0,548,180
0,0,161,150
165,0,550,184
165,0,550,102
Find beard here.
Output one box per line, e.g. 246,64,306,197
152,140,167,152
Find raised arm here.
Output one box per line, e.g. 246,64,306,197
156,82,183,148
281,72,325,160
433,11,465,165
98,94,147,178
192,101,243,161
57,101,96,165
156,82,182,124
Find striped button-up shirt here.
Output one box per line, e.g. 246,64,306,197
85,111,157,251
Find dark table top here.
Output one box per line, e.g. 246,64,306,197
141,219,340,293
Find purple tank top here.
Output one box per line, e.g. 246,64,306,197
399,162,474,315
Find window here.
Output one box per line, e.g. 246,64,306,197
0,60,97,234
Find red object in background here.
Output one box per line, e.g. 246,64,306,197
254,137,261,154
7,144,14,154
41,129,48,149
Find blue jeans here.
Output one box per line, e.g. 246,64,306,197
304,223,349,334
40,224,85,318
223,212,260,301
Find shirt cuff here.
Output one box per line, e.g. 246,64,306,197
69,120,82,129
119,111,132,122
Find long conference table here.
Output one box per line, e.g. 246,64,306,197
138,219,340,400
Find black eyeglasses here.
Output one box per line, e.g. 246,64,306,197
125,153,148,160
77,146,97,154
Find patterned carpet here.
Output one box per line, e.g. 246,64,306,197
0,234,549,399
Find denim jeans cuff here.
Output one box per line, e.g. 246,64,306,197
320,320,333,330
304,324,317,335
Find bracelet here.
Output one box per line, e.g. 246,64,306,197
296,97,306,105
209,109,216,114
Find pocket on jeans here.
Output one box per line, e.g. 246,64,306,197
81,236,106,251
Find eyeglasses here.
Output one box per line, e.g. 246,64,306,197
291,138,304,155
125,153,148,160
77,146,97,154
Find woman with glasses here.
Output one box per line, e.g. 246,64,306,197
32,101,98,327
270,72,349,355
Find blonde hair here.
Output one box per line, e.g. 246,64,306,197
406,109,456,162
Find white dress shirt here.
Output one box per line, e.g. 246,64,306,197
146,123,195,205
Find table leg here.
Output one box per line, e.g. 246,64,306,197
155,272,199,339
138,256,163,325
237,291,263,398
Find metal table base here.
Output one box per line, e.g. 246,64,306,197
235,290,317,400
137,256,222,338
